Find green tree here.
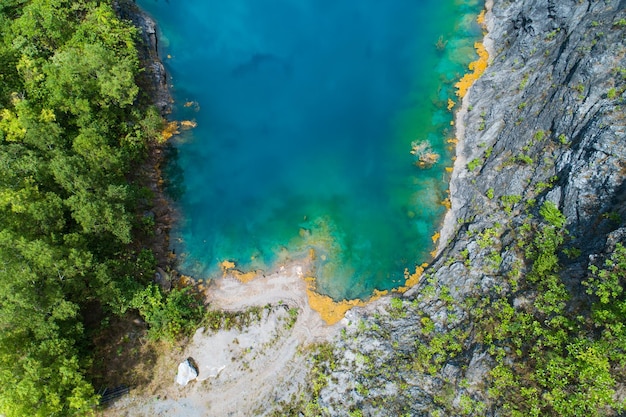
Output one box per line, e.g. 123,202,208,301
0,1,166,414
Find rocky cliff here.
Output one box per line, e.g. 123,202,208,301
313,0,626,415
113,0,176,277
114,0,171,115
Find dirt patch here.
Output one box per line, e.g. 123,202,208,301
89,312,158,393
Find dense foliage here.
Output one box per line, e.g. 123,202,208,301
0,1,168,415
476,202,626,416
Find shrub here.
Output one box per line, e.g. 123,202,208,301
607,87,617,99
467,158,482,171
131,284,205,343
516,154,533,164
540,201,566,228
533,130,545,141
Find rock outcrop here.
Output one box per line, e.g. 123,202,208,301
114,0,172,115
315,0,626,415
113,1,176,280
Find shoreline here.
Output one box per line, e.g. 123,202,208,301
136,0,494,326
104,256,343,417
116,0,185,287
213,248,424,325
437,0,494,254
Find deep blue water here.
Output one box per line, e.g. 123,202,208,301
138,0,483,300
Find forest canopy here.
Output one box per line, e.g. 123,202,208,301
0,0,167,414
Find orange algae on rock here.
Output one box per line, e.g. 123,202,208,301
220,260,236,270
231,270,257,283
477,9,486,26
180,120,197,129
162,120,180,141
305,262,428,325
454,41,489,98
220,260,259,284
410,140,440,168
304,277,389,325
183,100,200,109
397,265,425,292
219,260,259,283
160,119,198,140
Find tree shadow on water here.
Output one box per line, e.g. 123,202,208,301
162,143,186,202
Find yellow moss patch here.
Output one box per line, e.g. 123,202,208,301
455,42,489,98
411,141,440,168
180,120,197,129
431,232,440,243
183,101,201,112
397,265,424,292
220,260,236,270
304,277,389,325
161,121,180,141
441,197,452,210
219,260,258,282
447,98,456,110
445,167,454,173
305,263,429,325
477,10,486,27
415,152,440,168
447,138,459,145
306,287,364,325
231,270,258,283
178,275,194,286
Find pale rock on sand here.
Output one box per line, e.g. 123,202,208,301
175,359,198,387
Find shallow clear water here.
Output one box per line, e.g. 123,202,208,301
138,0,483,300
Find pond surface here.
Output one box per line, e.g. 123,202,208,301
138,0,483,300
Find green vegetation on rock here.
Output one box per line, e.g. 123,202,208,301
477,205,626,416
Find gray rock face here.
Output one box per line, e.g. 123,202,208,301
114,0,172,115
318,0,626,415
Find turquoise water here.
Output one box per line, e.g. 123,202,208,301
138,0,483,300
